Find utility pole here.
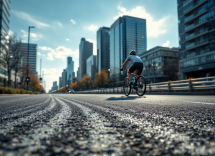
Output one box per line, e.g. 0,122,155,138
40,58,42,93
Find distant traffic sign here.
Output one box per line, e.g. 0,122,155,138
26,77,30,83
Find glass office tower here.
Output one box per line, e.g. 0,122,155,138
86,55,96,80
97,27,110,72
67,56,74,85
0,0,11,86
178,0,215,79
21,43,37,74
110,15,147,82
78,38,93,80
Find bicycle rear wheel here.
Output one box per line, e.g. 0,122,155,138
136,76,146,96
123,77,131,96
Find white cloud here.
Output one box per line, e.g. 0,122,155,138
41,46,79,61
71,19,76,24
39,46,53,51
162,41,170,47
88,24,98,31
42,54,46,57
114,6,169,38
86,39,97,55
42,68,62,91
21,30,43,41
12,11,49,28
57,22,62,26
66,39,69,41
37,52,41,55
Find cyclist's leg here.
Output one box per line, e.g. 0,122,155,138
136,63,144,83
127,70,132,80
128,63,136,80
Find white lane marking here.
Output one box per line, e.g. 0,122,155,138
55,96,124,155
10,96,72,154
0,95,55,134
185,101,215,105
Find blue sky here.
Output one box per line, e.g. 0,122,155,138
10,0,179,91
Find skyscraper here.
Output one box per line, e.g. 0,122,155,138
0,0,11,86
86,55,96,80
67,56,74,85
177,0,215,79
78,38,93,80
22,43,37,74
61,69,67,87
97,27,110,72
110,15,147,82
59,77,62,89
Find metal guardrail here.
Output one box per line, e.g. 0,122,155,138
75,76,215,94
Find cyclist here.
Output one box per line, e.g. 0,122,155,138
120,50,143,86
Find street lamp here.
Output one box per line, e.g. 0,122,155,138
26,26,35,90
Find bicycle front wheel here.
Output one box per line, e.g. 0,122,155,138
136,76,146,96
123,77,131,96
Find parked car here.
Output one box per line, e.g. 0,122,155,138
69,89,75,94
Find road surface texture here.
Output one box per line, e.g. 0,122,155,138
0,94,215,156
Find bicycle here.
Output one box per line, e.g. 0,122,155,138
122,70,146,96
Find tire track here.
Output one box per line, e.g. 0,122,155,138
0,96,72,155
54,96,124,155
56,96,215,155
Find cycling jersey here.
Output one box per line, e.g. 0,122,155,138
125,55,143,64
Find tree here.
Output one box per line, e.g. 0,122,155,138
29,73,42,92
13,41,27,88
0,33,24,87
163,59,179,81
94,69,109,88
80,75,90,89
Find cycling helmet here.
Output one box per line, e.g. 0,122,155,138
129,50,136,55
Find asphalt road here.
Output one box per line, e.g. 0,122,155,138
0,94,215,156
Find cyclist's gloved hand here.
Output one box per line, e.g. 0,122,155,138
120,68,123,71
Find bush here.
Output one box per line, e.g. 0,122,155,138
0,88,6,94
20,90,23,94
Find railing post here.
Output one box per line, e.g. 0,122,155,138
189,79,193,92
168,82,171,92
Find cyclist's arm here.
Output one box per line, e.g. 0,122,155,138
121,61,128,69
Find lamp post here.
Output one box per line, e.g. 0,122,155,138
26,26,35,90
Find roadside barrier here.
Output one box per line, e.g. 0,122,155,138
74,76,215,94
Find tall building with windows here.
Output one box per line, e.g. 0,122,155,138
0,0,11,86
61,69,67,87
110,15,147,82
86,55,96,80
178,0,215,79
22,43,37,74
140,46,179,83
67,56,74,85
59,77,62,89
97,27,110,72
79,38,93,80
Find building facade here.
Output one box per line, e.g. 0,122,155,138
59,77,62,89
51,81,58,91
86,55,96,80
110,15,147,82
0,0,11,86
97,27,110,72
21,43,37,74
140,46,179,83
67,56,74,85
178,0,215,79
61,69,67,87
78,38,93,80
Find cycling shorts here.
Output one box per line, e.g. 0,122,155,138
129,62,143,75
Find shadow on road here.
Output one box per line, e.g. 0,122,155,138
106,96,145,101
